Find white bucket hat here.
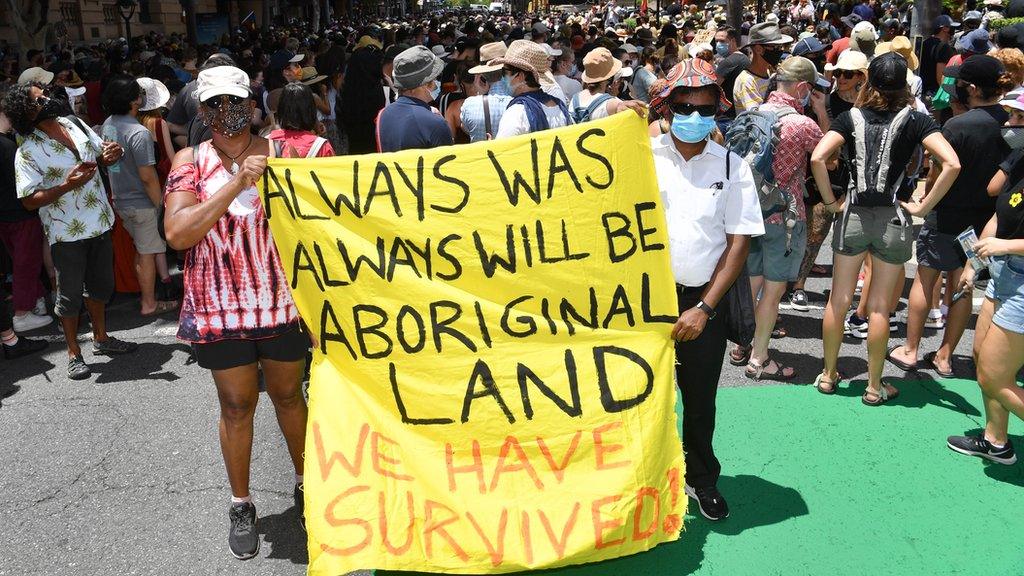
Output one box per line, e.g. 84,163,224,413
136,77,171,111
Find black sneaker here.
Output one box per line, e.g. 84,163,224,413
228,502,260,560
684,484,730,521
67,354,91,380
92,336,138,356
294,483,306,532
947,435,1017,465
789,289,810,312
3,336,48,359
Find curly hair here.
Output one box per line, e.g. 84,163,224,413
994,48,1024,89
2,82,44,136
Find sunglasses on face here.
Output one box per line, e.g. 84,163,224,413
837,70,860,79
203,95,247,109
669,102,717,117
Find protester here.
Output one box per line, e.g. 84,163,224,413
733,22,792,112
100,75,178,317
162,66,308,560
920,15,959,99
268,82,336,158
376,45,453,152
8,82,138,380
811,52,960,401
571,48,624,123
652,58,763,520
166,53,236,148
460,41,513,143
340,35,385,154
492,40,573,138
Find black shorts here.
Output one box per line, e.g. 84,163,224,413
192,325,310,371
915,224,967,272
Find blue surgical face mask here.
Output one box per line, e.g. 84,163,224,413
670,111,716,143
492,75,513,96
800,87,812,108
429,81,441,101
715,42,729,57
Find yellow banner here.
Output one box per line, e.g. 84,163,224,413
262,113,685,575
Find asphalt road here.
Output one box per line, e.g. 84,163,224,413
0,235,973,576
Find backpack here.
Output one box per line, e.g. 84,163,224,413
570,92,613,123
724,104,800,226
847,107,913,207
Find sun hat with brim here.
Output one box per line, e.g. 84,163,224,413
196,66,252,103
744,22,793,47
874,35,919,71
1001,90,1024,112
356,35,383,50
661,58,732,112
301,67,327,86
582,47,622,83
777,55,832,89
137,77,171,111
469,41,508,74
541,43,562,57
490,39,552,82
392,45,444,90
431,44,451,58
18,67,54,85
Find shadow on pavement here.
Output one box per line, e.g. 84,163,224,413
832,377,981,416
379,475,808,576
259,506,309,565
89,342,192,384
0,348,57,386
957,428,1024,488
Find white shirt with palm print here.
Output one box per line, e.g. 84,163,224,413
14,116,114,245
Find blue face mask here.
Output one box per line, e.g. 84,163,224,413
715,42,729,57
492,74,514,96
670,111,717,143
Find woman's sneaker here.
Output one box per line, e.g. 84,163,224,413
789,289,810,311
925,308,946,329
844,314,868,339
946,435,1017,465
228,502,260,560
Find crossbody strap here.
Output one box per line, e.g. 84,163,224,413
483,95,492,138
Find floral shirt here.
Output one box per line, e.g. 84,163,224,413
163,141,299,344
14,117,114,244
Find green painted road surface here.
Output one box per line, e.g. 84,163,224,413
386,378,1024,576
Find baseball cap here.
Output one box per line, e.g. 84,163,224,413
1001,89,1024,112
841,13,863,28
957,28,994,53
964,10,984,22
531,22,549,36
391,45,444,90
868,51,909,91
17,67,54,85
934,14,960,29
776,55,831,89
196,66,252,103
944,54,1006,88
792,36,825,56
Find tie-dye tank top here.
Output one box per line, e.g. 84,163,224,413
164,141,299,343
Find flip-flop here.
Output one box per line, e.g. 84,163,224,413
923,351,954,378
885,344,918,372
771,324,787,339
141,300,179,317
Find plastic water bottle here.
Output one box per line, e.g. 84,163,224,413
101,124,120,173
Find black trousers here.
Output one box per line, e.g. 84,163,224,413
674,284,727,489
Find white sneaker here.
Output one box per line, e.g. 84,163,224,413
925,308,945,330
12,312,52,332
33,297,48,317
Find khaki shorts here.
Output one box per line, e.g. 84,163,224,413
117,206,166,255
831,205,913,265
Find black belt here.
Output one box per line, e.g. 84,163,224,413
677,283,708,296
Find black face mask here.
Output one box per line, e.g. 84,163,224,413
955,83,971,107
33,96,67,125
762,48,783,66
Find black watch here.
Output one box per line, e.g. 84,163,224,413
695,300,716,320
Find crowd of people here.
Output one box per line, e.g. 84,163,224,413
4,0,1024,562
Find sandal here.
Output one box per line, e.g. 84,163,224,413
923,351,954,378
745,357,796,382
885,344,918,372
729,344,752,366
141,300,179,317
771,323,787,339
810,264,829,276
813,371,841,395
862,382,900,406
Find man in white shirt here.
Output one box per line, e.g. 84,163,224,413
651,58,764,521
552,49,583,103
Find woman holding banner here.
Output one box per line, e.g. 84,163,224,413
162,65,309,561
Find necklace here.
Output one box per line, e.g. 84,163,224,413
212,134,253,174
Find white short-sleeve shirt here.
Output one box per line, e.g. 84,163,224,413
652,135,764,287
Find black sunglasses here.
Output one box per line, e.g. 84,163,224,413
669,102,718,117
202,94,247,109
837,70,860,79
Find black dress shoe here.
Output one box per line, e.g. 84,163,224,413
3,336,48,359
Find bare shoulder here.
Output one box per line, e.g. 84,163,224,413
170,146,195,169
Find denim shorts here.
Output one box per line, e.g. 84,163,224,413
987,255,1024,335
747,220,807,282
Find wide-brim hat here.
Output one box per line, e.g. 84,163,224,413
743,21,793,47
1001,89,1024,112
469,41,507,74
874,36,918,71
392,45,444,90
301,66,327,85
137,77,171,111
825,49,869,72
490,39,550,82
581,47,622,83
659,58,732,113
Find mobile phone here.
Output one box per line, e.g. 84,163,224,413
950,288,968,304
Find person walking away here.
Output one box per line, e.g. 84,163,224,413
888,55,1014,377
0,89,50,332
101,75,178,317
920,15,959,101
376,46,454,153
136,77,178,300
733,22,793,113
166,53,237,148
268,83,336,159
570,48,624,123
651,58,764,520
340,36,385,154
733,56,829,380
162,66,309,560
811,52,960,401
8,82,139,380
